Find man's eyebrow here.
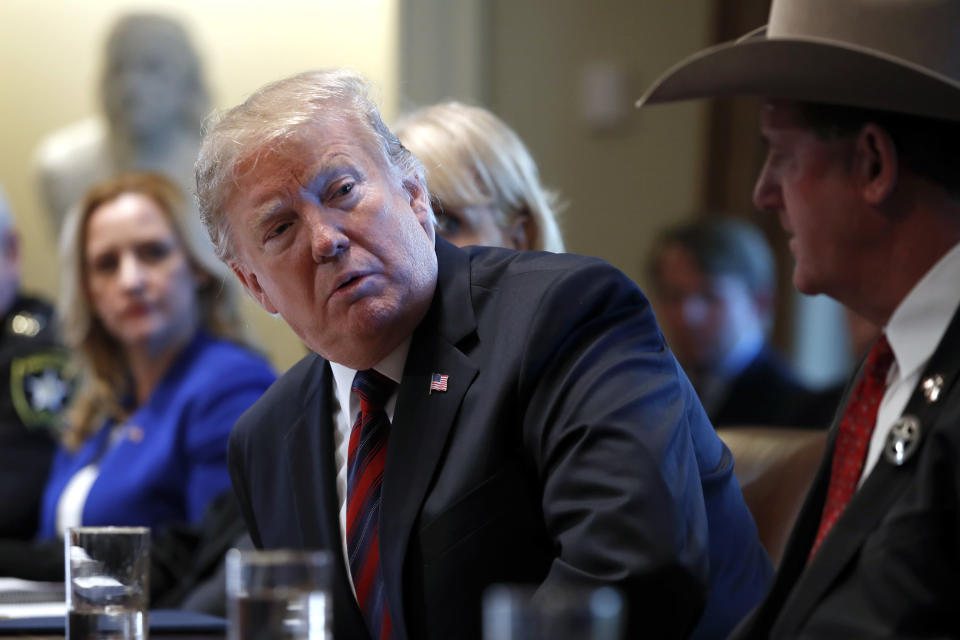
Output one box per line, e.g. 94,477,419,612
250,200,290,233
301,153,363,187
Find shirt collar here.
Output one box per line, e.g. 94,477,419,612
329,337,412,404
885,241,960,380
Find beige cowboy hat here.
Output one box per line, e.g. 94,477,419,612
637,0,960,122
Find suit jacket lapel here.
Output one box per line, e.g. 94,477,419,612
771,306,960,634
380,239,479,639
282,355,338,550
281,356,365,631
774,453,914,630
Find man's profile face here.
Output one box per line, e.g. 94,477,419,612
653,244,761,372
226,116,438,369
753,100,865,300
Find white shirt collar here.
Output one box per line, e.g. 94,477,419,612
885,241,960,380
329,337,412,410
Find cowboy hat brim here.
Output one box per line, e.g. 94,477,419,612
637,29,960,122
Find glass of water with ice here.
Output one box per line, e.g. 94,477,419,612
226,549,331,640
66,526,150,640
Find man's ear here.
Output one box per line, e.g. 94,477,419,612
856,124,898,205
405,176,436,243
229,260,279,314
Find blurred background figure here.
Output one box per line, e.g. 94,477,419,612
33,13,210,247
649,217,832,428
41,172,274,541
0,186,72,540
0,174,275,603
395,101,565,251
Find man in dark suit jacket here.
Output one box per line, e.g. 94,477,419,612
0,187,71,540
195,69,771,640
649,217,832,429
640,0,960,636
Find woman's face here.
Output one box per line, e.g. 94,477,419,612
436,202,529,249
85,192,200,355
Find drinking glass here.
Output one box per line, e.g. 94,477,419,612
66,526,151,640
483,583,624,640
226,549,331,640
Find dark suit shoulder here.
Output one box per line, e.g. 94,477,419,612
465,246,621,288
464,247,648,324
715,345,814,428
232,351,324,446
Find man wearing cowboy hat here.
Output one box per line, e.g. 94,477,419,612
640,0,960,637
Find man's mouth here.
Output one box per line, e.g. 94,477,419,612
337,273,364,290
333,271,373,298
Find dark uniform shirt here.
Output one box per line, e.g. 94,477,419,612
0,293,72,539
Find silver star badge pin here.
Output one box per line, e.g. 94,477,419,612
884,415,922,466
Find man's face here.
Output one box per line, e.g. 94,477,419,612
653,244,762,372
753,101,864,299
226,117,438,370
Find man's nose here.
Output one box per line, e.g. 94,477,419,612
307,212,349,264
753,159,782,212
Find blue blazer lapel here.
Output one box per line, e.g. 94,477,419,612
379,238,479,639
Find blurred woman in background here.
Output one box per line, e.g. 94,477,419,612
37,171,275,539
395,101,565,252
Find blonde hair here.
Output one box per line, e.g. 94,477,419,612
394,101,564,252
59,172,246,450
196,69,427,263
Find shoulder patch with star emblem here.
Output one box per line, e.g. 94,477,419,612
10,350,73,430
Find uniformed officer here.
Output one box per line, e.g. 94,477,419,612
0,187,72,539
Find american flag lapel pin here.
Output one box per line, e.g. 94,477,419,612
429,372,449,394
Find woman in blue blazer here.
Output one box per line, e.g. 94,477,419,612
37,172,275,539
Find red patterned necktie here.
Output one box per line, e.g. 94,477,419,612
809,335,894,559
347,369,396,640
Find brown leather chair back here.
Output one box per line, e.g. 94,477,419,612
718,427,827,566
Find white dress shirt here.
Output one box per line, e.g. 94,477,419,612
861,241,960,485
328,338,410,596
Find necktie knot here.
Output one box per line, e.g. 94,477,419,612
352,369,396,414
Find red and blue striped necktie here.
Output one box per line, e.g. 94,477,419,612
347,369,396,640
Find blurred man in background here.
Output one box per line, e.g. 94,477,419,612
0,186,71,539
650,217,831,427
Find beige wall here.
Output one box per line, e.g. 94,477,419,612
2,1,717,371
487,0,715,291
399,1,715,291
0,0,398,372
